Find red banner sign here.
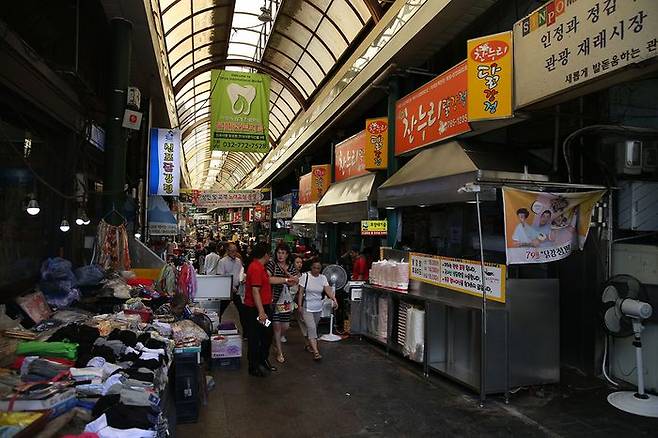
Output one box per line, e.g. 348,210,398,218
395,60,470,155
335,131,368,182
299,172,312,205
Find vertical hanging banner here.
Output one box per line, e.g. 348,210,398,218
335,131,368,182
149,128,181,196
502,187,605,265
365,117,388,170
312,164,331,202
299,172,313,205
395,61,470,156
467,31,514,121
210,70,271,152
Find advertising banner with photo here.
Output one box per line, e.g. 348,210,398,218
514,0,658,108
299,172,313,205
502,187,605,265
148,195,178,236
467,31,514,121
273,194,293,219
180,189,264,209
395,60,470,155
210,69,271,152
335,131,368,182
148,128,181,196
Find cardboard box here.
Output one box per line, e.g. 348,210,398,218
211,335,242,359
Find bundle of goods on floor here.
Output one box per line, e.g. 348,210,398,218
0,258,218,437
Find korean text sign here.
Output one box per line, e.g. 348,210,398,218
409,253,507,303
365,117,388,170
361,220,388,236
502,187,605,265
335,131,368,182
395,61,470,156
514,0,658,108
467,31,514,121
210,69,271,152
180,190,264,209
149,128,181,196
312,165,331,202
299,172,312,205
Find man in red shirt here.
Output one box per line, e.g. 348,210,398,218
351,247,372,281
244,243,296,377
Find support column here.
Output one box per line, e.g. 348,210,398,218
103,18,132,221
386,76,399,248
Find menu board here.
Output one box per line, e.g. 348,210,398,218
409,252,506,303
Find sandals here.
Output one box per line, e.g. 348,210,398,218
276,353,286,364
313,351,322,361
304,345,314,353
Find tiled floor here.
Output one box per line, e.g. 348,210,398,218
177,308,658,437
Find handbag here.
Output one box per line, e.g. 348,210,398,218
275,263,294,314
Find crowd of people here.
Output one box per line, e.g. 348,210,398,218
170,236,372,378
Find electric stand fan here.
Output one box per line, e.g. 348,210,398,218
320,264,348,342
601,274,658,417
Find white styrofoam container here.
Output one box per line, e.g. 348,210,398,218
211,335,242,358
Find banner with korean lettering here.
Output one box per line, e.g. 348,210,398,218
395,61,470,156
365,117,388,170
502,187,605,265
149,128,181,196
210,69,271,152
514,0,658,108
180,189,264,209
361,220,388,236
409,253,506,303
467,31,514,121
335,131,368,182
312,165,331,202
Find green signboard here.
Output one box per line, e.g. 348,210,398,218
210,70,271,153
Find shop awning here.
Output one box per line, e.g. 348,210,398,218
378,141,549,207
317,173,378,223
291,203,317,225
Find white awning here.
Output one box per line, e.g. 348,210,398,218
317,173,378,223
291,203,316,225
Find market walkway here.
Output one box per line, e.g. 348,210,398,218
177,309,658,437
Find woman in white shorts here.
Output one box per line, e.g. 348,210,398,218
297,258,338,361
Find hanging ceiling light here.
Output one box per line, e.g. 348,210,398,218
59,219,70,232
76,209,91,225
26,198,40,216
258,6,273,22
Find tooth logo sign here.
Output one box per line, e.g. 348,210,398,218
226,83,257,115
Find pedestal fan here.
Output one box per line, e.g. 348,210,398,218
320,264,348,342
601,274,658,417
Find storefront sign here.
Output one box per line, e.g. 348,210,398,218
410,253,506,303
335,131,367,182
273,193,293,219
467,31,514,121
395,61,470,156
210,69,271,152
361,220,388,236
514,0,658,108
365,117,388,169
148,128,181,196
299,172,312,205
312,164,331,202
181,189,264,209
502,187,605,265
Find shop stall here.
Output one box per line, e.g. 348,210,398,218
354,140,607,403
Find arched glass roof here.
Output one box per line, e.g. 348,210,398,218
150,0,378,190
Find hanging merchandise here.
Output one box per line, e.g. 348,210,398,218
177,262,197,302
155,264,177,296
95,220,131,271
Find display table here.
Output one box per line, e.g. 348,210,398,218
356,278,560,396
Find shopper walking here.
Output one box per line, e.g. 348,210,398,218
202,242,220,275
217,243,245,323
290,255,312,352
297,258,338,361
244,244,296,377
266,244,299,364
